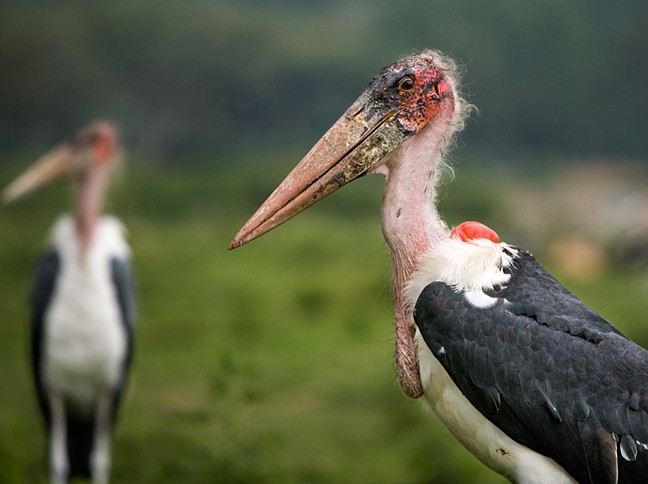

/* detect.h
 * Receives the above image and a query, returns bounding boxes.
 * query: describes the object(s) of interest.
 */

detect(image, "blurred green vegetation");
[1,0,648,160]
[1,158,648,483]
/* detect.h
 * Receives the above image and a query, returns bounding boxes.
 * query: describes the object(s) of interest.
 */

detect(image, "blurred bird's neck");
[75,165,110,255]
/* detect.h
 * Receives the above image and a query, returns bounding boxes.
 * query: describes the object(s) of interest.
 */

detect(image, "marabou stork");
[229,51,648,483]
[3,122,135,484]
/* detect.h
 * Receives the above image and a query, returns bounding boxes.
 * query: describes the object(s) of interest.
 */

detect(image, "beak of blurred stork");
[2,145,81,204]
[229,55,451,250]
[2,121,118,204]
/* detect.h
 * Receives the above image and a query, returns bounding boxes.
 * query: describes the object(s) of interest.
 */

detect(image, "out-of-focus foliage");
[1,0,648,161]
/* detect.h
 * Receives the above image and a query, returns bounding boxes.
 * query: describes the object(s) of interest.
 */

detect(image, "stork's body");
[410,234,648,483]
[229,51,648,482]
[4,122,135,484]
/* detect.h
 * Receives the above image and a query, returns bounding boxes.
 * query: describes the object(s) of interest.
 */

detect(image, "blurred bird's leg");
[91,390,112,484]
[49,391,68,484]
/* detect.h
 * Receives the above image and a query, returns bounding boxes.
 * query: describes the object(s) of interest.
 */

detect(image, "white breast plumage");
[405,237,516,306]
[43,215,130,412]
[405,237,576,484]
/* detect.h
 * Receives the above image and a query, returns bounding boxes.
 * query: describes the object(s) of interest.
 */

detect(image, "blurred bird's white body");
[3,121,134,484]
[43,215,130,412]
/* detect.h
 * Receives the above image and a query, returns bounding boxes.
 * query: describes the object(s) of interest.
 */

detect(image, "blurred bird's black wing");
[30,248,61,422]
[110,255,136,338]
[109,255,136,418]
[414,250,648,484]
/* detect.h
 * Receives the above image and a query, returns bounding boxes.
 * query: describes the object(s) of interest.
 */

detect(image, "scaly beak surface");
[229,94,408,250]
[3,145,77,204]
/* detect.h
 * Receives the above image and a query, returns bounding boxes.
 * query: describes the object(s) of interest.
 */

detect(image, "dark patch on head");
[361,53,453,135]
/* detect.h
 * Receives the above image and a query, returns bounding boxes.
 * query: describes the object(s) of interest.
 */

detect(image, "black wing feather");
[109,255,136,419]
[414,250,648,484]
[495,250,625,341]
[30,249,61,422]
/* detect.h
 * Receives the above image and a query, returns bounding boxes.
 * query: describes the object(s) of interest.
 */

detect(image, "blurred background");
[1,1,648,482]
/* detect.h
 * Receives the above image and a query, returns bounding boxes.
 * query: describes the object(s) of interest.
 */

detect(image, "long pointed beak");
[3,145,77,204]
[229,95,409,250]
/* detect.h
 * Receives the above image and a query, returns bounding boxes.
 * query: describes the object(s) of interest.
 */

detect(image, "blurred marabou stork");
[229,51,648,483]
[3,122,135,484]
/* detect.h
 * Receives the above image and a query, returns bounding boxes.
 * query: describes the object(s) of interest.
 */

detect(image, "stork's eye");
[398,76,415,92]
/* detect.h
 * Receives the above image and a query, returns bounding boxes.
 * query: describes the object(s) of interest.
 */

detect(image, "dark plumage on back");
[496,250,625,341]
[414,250,648,484]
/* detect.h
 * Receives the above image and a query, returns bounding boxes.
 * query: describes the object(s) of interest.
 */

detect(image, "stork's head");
[229,50,462,249]
[3,121,120,204]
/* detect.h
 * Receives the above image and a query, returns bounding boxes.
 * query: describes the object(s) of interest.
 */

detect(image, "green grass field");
[1,157,647,483]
